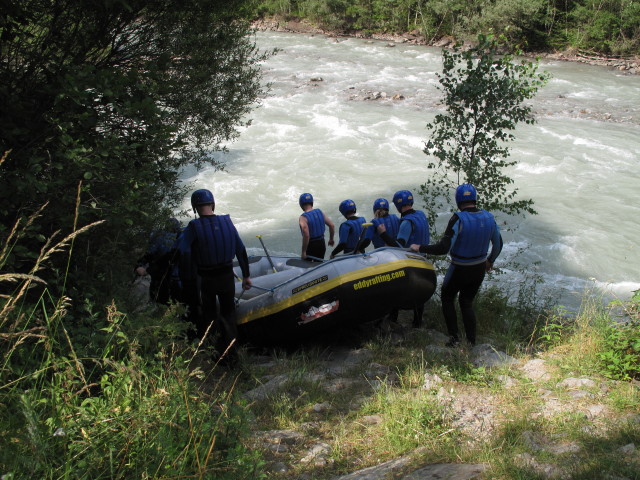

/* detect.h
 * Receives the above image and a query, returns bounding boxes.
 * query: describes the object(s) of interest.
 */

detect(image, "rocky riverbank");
[215,313,640,479]
[252,18,640,75]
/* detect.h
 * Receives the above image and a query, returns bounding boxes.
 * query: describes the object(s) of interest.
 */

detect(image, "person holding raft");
[409,184,503,347]
[330,199,367,258]
[178,188,252,362]
[376,190,430,248]
[366,198,400,249]
[299,193,335,261]
[377,189,430,326]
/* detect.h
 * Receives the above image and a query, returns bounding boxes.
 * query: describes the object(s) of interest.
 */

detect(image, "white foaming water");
[180,32,640,308]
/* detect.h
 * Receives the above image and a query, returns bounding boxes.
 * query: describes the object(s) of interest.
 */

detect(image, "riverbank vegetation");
[251,0,640,56]
[1,0,268,309]
[2,230,638,477]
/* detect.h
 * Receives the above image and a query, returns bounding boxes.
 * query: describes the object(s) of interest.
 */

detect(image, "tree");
[0,0,268,299]
[419,34,549,233]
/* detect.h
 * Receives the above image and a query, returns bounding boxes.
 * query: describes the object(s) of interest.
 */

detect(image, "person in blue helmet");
[366,198,400,249]
[298,193,335,261]
[135,218,183,305]
[178,188,252,361]
[330,199,368,258]
[375,190,430,247]
[377,190,430,326]
[368,197,401,324]
[410,184,503,347]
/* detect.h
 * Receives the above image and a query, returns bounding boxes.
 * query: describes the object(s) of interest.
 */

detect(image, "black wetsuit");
[418,206,502,345]
[178,214,250,358]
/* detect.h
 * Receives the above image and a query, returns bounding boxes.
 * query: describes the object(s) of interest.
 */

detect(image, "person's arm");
[234,232,252,289]
[177,223,196,283]
[330,223,350,258]
[486,222,503,271]
[324,213,335,246]
[330,243,345,258]
[299,215,310,259]
[356,238,371,252]
[395,221,413,247]
[410,214,458,255]
[355,221,372,252]
[376,223,401,247]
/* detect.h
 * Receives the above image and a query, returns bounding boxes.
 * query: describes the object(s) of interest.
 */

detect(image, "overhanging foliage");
[0,0,268,300]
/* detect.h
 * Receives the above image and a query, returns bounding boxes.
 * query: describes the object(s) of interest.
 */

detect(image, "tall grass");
[0,184,265,479]
[536,287,640,381]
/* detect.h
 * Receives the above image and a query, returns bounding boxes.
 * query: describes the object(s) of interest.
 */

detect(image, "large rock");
[556,377,597,389]
[521,358,552,381]
[402,463,487,479]
[332,457,411,480]
[471,344,517,368]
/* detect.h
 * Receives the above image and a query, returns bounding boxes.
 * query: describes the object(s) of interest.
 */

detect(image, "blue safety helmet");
[373,198,389,212]
[299,193,314,208]
[339,199,356,216]
[191,189,214,211]
[392,190,414,209]
[455,184,477,205]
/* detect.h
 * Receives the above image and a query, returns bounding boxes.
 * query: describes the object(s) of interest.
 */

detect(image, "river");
[180,31,640,309]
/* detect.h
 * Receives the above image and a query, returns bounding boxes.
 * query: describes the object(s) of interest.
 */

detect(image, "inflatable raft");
[232,247,437,344]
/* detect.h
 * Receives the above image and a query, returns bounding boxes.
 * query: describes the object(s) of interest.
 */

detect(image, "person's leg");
[180,278,202,339]
[441,263,461,345]
[214,269,239,360]
[412,303,425,327]
[458,263,486,346]
[198,276,217,340]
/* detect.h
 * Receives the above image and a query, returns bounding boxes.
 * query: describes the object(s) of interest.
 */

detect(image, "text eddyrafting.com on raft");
[352,270,405,290]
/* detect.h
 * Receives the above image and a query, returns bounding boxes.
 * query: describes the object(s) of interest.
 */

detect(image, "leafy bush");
[1,213,265,479]
[250,0,640,54]
[597,290,640,380]
[1,0,268,307]
[458,0,547,46]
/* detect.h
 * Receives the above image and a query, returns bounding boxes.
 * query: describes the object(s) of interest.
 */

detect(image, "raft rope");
[234,247,427,305]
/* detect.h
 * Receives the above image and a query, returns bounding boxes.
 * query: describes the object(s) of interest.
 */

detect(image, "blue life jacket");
[400,210,430,245]
[302,209,326,240]
[342,217,366,253]
[149,230,177,257]
[450,209,495,263]
[191,215,238,266]
[370,214,400,248]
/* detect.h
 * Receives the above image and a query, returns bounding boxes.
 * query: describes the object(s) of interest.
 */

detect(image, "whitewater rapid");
[180,32,640,309]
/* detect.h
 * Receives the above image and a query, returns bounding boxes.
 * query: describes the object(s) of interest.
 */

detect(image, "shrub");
[597,290,640,380]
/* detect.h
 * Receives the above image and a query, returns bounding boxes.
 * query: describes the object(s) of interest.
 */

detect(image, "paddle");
[256,234,278,273]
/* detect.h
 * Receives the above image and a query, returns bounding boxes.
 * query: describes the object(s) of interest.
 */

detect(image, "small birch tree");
[420,34,550,233]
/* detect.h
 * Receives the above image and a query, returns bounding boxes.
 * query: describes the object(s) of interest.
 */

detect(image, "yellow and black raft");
[233,247,437,344]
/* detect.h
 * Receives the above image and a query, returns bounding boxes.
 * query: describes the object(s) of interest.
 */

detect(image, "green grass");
[3,212,639,479]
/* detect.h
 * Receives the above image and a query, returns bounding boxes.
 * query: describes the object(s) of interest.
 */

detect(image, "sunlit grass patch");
[606,381,640,412]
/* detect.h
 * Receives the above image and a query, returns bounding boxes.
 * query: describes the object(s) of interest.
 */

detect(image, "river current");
[180,31,640,309]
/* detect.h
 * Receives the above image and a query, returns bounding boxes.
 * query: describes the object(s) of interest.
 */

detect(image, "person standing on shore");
[410,184,502,347]
[377,190,430,326]
[178,188,252,361]
[299,193,335,261]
